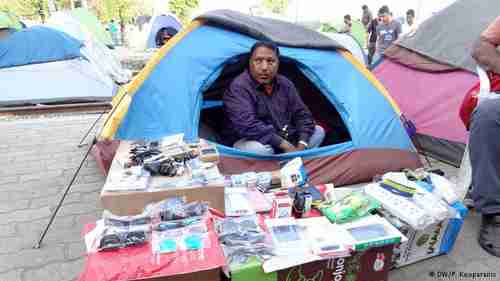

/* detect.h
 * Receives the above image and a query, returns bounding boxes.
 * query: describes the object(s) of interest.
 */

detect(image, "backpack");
[459,71,500,129]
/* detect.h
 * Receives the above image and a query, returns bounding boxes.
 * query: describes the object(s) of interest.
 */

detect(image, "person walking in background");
[367,15,379,65]
[374,6,402,62]
[403,9,417,34]
[361,5,373,28]
[108,19,119,46]
[339,15,352,34]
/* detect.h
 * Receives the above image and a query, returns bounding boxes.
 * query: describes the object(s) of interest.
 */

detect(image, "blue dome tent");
[0,26,116,106]
[146,14,182,49]
[99,10,420,186]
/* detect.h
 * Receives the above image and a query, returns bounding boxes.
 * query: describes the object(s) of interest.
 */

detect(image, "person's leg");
[368,43,376,65]
[233,139,275,155]
[307,125,325,149]
[470,98,500,214]
[469,98,500,257]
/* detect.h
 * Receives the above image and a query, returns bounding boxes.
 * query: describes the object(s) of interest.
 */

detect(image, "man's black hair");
[378,5,390,16]
[344,14,351,21]
[407,9,415,16]
[250,41,280,58]
[164,27,178,36]
[362,5,368,10]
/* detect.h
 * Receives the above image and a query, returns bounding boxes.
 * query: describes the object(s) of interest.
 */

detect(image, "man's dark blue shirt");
[222,69,315,148]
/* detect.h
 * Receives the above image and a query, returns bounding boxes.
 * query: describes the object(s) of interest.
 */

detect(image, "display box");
[100,141,225,216]
[231,245,394,281]
[388,202,468,267]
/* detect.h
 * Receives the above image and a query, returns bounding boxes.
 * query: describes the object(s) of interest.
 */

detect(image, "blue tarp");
[115,25,414,160]
[146,15,182,49]
[0,26,83,69]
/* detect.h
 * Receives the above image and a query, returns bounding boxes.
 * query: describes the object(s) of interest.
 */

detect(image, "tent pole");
[78,111,106,147]
[34,93,129,248]
[34,138,96,249]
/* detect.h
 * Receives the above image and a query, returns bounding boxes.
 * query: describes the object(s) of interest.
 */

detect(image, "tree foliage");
[0,0,73,21]
[168,0,199,25]
[262,0,289,15]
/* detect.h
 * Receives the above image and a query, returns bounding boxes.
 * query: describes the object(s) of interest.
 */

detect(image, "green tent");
[0,10,22,30]
[320,19,367,49]
[70,8,113,47]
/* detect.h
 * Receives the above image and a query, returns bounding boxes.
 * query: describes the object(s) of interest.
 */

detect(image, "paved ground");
[0,114,498,281]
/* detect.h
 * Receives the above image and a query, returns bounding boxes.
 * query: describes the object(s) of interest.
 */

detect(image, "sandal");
[478,215,500,257]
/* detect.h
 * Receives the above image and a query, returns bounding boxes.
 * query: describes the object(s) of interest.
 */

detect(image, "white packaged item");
[159,133,185,148]
[340,215,407,251]
[265,217,309,256]
[412,186,451,222]
[428,173,460,205]
[365,183,435,230]
[225,188,255,217]
[298,217,351,258]
[103,167,151,192]
[280,157,308,188]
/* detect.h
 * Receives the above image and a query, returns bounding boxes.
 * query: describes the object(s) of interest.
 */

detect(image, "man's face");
[381,14,390,24]
[162,34,172,44]
[407,14,414,25]
[0,29,10,40]
[249,46,279,84]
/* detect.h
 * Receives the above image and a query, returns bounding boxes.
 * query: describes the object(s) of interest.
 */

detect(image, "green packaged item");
[320,192,380,224]
[231,257,276,281]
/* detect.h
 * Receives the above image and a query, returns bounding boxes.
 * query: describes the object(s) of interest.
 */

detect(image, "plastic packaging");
[365,183,436,230]
[152,222,209,254]
[256,172,273,192]
[92,210,152,251]
[151,197,208,222]
[280,157,308,188]
[320,191,380,224]
[225,188,255,217]
[97,227,149,251]
[215,216,274,267]
[412,187,452,222]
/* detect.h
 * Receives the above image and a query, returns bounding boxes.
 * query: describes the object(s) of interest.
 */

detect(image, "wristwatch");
[298,141,308,148]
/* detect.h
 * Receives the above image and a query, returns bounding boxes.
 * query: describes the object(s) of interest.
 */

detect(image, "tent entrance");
[199,54,351,147]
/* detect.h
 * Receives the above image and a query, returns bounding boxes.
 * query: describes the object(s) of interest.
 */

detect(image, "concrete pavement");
[0,114,498,281]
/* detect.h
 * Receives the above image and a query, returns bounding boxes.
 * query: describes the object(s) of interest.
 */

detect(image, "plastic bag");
[320,191,380,224]
[97,227,149,251]
[152,223,209,254]
[151,197,209,222]
[215,216,274,267]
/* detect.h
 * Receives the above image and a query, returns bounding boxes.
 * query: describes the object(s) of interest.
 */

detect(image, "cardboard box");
[387,202,468,267]
[231,245,393,281]
[100,141,225,216]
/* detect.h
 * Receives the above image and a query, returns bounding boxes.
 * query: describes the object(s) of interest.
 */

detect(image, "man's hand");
[296,143,307,151]
[472,39,500,74]
[279,140,298,153]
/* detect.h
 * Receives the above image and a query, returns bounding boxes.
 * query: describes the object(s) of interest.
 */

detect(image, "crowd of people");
[341,4,418,66]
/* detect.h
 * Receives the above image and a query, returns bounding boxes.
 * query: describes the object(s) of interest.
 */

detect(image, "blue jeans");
[234,125,325,155]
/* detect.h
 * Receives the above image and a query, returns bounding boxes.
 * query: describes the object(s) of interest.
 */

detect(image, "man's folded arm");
[288,84,315,143]
[224,85,283,147]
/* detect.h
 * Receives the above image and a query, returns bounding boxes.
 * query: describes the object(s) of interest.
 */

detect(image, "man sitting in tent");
[0,28,10,40]
[470,16,500,257]
[222,41,325,155]
[155,27,178,48]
